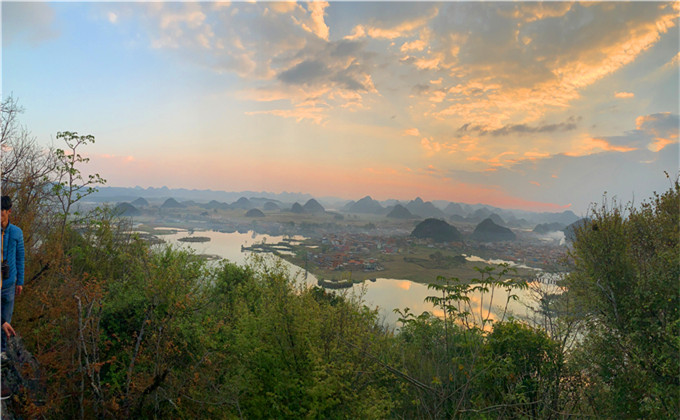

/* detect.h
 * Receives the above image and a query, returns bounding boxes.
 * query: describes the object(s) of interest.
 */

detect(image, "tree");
[52,131,106,232]
[477,320,561,418]
[1,95,58,261]
[565,179,679,418]
[391,264,536,419]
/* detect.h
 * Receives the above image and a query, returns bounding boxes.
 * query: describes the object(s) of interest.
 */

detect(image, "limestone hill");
[303,198,325,214]
[114,202,140,217]
[160,198,184,208]
[346,196,384,214]
[245,208,265,218]
[411,218,463,242]
[472,218,516,242]
[387,204,415,219]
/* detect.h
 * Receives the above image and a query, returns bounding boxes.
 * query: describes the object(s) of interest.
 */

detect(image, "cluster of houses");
[472,240,567,270]
[302,230,567,273]
[304,233,409,272]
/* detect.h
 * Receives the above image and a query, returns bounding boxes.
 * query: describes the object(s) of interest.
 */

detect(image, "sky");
[2,1,679,214]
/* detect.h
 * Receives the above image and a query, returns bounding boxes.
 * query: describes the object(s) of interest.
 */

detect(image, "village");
[243,229,569,286]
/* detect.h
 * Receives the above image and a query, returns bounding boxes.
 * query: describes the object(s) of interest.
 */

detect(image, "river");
[158,229,544,327]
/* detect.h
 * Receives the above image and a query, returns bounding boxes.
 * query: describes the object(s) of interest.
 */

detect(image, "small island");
[177,236,211,243]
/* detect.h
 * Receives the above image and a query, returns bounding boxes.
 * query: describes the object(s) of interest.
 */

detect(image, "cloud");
[421,137,458,155]
[579,112,680,153]
[347,6,438,40]
[113,2,380,123]
[636,112,680,152]
[467,151,519,167]
[107,1,677,134]
[506,2,575,23]
[400,27,431,53]
[457,116,582,137]
[440,115,679,214]
[403,128,420,137]
[469,113,675,175]
[411,84,430,95]
[2,2,59,46]
[615,91,635,99]
[665,52,680,69]
[413,2,679,130]
[565,137,637,157]
[444,145,679,213]
[278,60,327,85]
[267,2,297,14]
[401,38,427,53]
[291,1,329,41]
[524,151,551,159]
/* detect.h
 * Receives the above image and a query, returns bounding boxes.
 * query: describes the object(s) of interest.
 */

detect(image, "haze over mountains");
[95,185,580,228]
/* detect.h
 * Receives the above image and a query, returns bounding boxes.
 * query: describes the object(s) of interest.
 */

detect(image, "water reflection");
[160,229,539,327]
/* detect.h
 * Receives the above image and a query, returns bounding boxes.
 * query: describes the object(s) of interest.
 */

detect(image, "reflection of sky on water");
[160,229,301,264]
[163,229,538,327]
[464,254,540,271]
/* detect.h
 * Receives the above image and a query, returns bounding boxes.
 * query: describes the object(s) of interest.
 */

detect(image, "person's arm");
[15,227,24,295]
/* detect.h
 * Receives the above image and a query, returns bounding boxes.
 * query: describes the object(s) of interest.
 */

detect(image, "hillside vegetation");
[2,97,678,418]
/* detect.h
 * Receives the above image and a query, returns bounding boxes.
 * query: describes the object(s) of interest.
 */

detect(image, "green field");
[280,242,535,285]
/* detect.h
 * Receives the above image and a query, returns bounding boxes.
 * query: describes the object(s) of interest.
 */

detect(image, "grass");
[281,243,534,285]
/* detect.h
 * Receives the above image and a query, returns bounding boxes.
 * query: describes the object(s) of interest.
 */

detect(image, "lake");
[159,228,543,327]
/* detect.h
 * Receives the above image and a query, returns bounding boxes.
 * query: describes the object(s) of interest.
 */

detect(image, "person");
[1,195,24,360]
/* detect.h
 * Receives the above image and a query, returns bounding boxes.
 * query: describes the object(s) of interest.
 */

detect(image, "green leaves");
[565,179,679,418]
[424,264,524,331]
[53,131,106,232]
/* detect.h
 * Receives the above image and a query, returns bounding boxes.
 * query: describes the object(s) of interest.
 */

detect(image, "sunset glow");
[3,1,678,213]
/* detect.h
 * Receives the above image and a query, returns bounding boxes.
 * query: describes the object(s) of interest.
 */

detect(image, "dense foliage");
[565,180,680,418]
[2,97,678,418]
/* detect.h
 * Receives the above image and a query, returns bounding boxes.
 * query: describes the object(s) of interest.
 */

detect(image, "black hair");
[1,196,12,211]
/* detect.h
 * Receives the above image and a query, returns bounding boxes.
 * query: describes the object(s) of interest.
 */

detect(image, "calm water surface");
[161,229,539,327]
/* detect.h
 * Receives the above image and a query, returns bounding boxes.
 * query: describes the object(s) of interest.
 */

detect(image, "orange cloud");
[403,128,420,137]
[509,2,574,23]
[466,151,518,167]
[665,52,680,69]
[428,90,446,102]
[426,5,678,130]
[239,74,375,123]
[401,38,427,52]
[565,137,637,157]
[636,113,679,152]
[348,7,438,40]
[615,91,635,99]
[524,151,551,159]
[268,1,297,14]
[649,136,676,152]
[292,1,329,41]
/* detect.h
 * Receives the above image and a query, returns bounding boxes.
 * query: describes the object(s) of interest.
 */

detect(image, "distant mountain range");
[88,185,581,228]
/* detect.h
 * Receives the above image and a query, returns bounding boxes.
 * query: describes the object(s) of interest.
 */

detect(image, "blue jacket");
[2,223,25,288]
